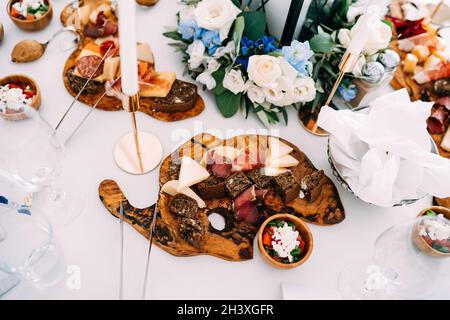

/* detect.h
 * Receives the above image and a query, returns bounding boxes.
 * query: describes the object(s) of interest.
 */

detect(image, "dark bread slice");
[272,171,300,204]
[152,80,197,113]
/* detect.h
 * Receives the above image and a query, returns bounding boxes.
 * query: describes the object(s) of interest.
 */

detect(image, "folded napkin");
[318,89,450,207]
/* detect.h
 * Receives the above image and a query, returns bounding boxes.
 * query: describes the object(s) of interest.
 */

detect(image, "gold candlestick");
[114,94,163,175]
[300,52,359,136]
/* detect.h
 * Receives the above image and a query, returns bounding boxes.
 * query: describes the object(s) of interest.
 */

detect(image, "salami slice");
[76,55,103,79]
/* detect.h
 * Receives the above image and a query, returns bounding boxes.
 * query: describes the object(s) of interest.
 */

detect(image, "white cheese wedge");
[79,5,92,25]
[137,43,154,64]
[177,156,210,192]
[199,146,241,167]
[103,56,120,81]
[161,180,206,208]
[268,137,293,160]
[262,167,289,177]
[266,154,299,168]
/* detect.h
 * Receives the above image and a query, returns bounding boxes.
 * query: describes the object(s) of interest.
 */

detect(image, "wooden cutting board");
[99,134,346,261]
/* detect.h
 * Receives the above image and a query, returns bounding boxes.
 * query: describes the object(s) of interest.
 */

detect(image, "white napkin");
[318,89,450,207]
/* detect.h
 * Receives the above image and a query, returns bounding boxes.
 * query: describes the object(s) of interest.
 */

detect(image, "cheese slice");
[262,166,288,177]
[177,156,210,192]
[103,56,120,81]
[76,43,102,61]
[268,137,293,159]
[137,43,154,64]
[200,146,241,167]
[139,72,176,97]
[161,180,206,208]
[266,154,299,168]
[79,5,92,25]
[403,53,418,74]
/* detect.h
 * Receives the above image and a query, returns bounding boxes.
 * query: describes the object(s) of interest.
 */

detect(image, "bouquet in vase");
[163,0,317,126]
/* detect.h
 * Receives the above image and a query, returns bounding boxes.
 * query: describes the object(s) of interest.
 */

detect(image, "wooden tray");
[99,134,345,261]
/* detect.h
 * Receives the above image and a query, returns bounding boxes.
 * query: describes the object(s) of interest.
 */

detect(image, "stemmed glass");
[0,107,84,226]
[338,216,448,299]
[0,207,65,287]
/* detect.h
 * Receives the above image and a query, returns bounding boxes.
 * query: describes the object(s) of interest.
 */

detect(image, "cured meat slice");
[76,55,103,78]
[233,186,266,225]
[427,106,449,134]
[414,61,450,84]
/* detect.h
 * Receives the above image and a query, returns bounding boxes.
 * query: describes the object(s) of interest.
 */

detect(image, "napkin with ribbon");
[318,89,450,207]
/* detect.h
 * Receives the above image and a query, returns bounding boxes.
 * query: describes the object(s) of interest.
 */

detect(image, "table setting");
[0,0,450,301]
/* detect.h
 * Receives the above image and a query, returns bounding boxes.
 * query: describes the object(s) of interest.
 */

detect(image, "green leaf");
[310,33,335,53]
[231,0,241,9]
[212,70,226,95]
[232,16,245,54]
[241,11,266,41]
[215,91,241,118]
[163,31,183,42]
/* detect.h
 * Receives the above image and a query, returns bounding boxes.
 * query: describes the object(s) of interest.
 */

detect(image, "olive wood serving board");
[99,134,345,261]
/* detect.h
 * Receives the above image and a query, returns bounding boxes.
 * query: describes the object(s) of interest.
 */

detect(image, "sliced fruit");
[268,137,293,160]
[139,72,176,98]
[161,180,206,208]
[177,156,210,192]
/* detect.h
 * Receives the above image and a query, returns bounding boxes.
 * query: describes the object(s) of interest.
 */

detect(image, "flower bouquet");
[163,0,317,126]
[298,0,398,132]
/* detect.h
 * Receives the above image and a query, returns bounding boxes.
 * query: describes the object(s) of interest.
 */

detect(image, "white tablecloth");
[1,0,449,300]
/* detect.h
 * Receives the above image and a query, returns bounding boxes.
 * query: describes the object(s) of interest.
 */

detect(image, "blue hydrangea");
[282,40,314,76]
[178,20,203,41]
[338,84,358,102]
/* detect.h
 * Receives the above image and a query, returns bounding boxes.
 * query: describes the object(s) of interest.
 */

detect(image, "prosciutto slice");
[427,106,449,134]
[206,150,233,179]
[231,147,264,172]
[233,186,267,225]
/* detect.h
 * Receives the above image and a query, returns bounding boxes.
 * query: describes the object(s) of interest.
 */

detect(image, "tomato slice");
[262,232,272,246]
[299,239,305,251]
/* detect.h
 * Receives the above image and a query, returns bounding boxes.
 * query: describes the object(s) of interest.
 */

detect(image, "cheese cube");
[103,57,120,81]
[424,55,441,69]
[403,53,418,74]
[412,45,430,63]
[139,72,176,97]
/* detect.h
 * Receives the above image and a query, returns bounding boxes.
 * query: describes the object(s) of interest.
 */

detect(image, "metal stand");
[114,94,163,175]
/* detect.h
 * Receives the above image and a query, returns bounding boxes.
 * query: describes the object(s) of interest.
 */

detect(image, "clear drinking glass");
[0,208,65,287]
[338,217,447,299]
[0,107,84,226]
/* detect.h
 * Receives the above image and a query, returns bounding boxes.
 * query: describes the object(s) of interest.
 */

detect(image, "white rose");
[194,0,241,41]
[223,69,246,94]
[263,76,294,107]
[179,5,196,22]
[196,58,220,90]
[351,55,366,76]
[339,21,392,55]
[213,41,236,59]
[247,55,283,88]
[246,82,265,104]
[362,20,392,55]
[187,40,206,70]
[292,77,316,103]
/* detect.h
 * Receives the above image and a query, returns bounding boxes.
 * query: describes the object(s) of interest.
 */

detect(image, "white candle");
[118,0,139,96]
[346,5,380,56]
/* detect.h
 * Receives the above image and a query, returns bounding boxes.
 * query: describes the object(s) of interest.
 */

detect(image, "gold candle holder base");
[114,94,163,175]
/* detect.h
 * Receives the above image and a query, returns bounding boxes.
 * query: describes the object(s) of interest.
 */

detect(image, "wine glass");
[338,217,448,299]
[0,207,65,287]
[0,107,84,226]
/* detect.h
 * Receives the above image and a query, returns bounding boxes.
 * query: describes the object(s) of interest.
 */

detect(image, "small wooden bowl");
[0,74,41,121]
[136,0,159,6]
[412,206,450,258]
[258,214,313,269]
[7,0,53,31]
